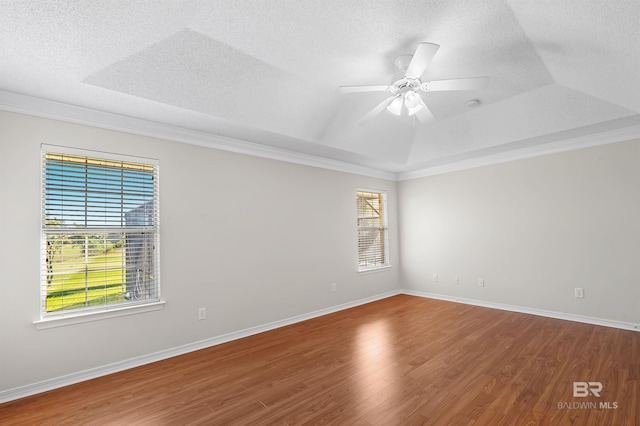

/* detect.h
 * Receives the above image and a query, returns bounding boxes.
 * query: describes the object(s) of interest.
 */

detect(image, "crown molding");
[3,90,639,183]
[0,90,396,181]
[397,120,640,180]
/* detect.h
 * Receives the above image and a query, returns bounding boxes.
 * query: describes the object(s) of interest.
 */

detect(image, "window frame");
[356,189,390,272]
[36,144,162,328]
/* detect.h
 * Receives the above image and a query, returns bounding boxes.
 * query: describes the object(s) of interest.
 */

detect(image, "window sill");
[33,301,166,330]
[358,265,392,275]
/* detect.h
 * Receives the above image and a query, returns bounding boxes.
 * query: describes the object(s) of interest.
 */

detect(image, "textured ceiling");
[1,1,639,175]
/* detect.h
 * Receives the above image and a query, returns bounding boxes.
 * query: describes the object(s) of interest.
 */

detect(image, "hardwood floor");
[1,295,639,425]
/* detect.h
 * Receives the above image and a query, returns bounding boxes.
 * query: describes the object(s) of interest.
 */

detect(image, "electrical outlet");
[331,283,337,292]
[574,288,584,298]
[477,278,484,287]
[198,307,206,320]
[454,276,459,285]
[433,274,438,282]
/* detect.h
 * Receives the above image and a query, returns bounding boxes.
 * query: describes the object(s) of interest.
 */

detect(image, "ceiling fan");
[339,43,489,125]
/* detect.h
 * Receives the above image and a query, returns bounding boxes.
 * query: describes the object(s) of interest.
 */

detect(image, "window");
[357,190,389,271]
[41,146,159,317]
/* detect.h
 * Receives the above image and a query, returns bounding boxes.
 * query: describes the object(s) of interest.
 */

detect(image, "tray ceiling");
[1,1,639,176]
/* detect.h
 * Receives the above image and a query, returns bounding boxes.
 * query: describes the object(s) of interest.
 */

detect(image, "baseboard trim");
[5,289,636,403]
[0,290,400,404]
[401,289,640,332]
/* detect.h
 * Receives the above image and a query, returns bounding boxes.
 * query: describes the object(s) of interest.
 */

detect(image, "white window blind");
[357,190,389,271]
[41,147,160,316]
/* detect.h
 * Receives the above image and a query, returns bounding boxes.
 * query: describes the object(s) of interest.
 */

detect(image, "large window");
[41,146,159,316]
[357,190,389,271]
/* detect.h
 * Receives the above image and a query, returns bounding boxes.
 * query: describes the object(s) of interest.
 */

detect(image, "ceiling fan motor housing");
[390,77,421,95]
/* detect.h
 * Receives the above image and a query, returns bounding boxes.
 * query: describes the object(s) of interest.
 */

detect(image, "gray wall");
[0,111,399,392]
[398,138,640,324]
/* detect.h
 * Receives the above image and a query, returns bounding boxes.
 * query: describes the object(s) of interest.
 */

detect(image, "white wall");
[3,107,638,398]
[0,111,399,393]
[399,138,640,325]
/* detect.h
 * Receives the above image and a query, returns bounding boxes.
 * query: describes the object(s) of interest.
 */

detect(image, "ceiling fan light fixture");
[386,96,403,115]
[404,90,420,107]
[405,91,424,116]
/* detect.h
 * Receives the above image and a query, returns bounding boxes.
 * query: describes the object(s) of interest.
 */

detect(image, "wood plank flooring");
[1,295,639,425]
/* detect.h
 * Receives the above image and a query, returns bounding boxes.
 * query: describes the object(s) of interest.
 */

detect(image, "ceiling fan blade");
[357,96,395,126]
[414,98,435,124]
[405,43,440,79]
[423,76,489,91]
[338,85,389,93]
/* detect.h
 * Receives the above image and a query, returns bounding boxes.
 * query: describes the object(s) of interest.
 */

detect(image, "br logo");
[573,382,602,397]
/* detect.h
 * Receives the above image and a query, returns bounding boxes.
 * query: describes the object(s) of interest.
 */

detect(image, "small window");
[357,190,389,271]
[41,146,160,316]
